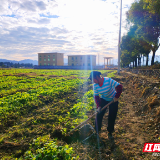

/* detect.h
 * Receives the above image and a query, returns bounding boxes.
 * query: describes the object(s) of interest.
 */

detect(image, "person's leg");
[107,101,118,134]
[95,98,109,133]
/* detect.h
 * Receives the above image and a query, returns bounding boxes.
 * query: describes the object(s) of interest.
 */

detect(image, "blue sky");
[0,0,159,65]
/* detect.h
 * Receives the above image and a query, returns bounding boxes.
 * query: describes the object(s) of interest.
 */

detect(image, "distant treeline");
[0,62,33,68]
[120,0,160,68]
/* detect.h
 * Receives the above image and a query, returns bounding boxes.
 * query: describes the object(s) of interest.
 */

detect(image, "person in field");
[88,71,122,139]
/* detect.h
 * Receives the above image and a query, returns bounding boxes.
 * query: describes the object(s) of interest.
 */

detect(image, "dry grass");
[141,87,151,97]
[147,96,160,110]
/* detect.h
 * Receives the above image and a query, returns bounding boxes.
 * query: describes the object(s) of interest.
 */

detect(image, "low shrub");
[23,136,79,160]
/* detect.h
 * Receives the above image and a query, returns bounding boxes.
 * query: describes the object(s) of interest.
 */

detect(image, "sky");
[0,0,160,65]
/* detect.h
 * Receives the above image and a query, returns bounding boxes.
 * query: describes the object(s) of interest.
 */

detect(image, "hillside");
[0,59,38,65]
[103,71,160,159]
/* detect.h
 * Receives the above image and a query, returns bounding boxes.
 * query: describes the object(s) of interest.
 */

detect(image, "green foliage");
[0,71,86,125]
[54,90,95,134]
[143,0,160,15]
[24,136,78,160]
[0,69,114,130]
[120,32,144,67]
[0,69,116,159]
[125,0,160,66]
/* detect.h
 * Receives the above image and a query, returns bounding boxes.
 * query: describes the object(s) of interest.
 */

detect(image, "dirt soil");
[51,71,160,160]
[92,71,160,160]
[69,71,160,160]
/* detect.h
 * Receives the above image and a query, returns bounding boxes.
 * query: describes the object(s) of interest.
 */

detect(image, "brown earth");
[85,71,160,160]
[68,71,160,160]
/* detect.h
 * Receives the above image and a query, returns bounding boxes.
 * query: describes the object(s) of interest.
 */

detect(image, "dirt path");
[97,71,160,160]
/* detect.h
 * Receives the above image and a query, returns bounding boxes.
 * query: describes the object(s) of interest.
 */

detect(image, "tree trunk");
[138,56,141,66]
[146,54,149,66]
[151,50,156,65]
[135,58,137,67]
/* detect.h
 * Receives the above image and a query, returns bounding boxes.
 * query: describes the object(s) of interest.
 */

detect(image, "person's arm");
[109,78,122,101]
[115,84,122,98]
[109,78,119,88]
[114,84,123,102]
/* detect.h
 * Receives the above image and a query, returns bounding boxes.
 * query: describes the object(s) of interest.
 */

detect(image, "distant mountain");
[19,59,38,65]
[0,59,18,63]
[0,59,38,65]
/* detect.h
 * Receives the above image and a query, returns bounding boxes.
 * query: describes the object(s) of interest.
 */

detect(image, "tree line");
[0,62,34,68]
[120,0,160,68]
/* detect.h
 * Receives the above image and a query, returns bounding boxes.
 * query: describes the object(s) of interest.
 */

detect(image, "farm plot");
[0,69,116,160]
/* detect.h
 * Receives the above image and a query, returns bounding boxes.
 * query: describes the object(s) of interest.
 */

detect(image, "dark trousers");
[95,98,118,133]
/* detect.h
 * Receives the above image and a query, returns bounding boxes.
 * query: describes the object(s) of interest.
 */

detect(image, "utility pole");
[118,0,122,74]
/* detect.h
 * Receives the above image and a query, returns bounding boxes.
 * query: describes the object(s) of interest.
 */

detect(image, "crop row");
[51,90,95,134]
[0,78,86,126]
[0,69,92,93]
[21,136,78,160]
[18,90,95,159]
[0,69,92,77]
[0,77,66,98]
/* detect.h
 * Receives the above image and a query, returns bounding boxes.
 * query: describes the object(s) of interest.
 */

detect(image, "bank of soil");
[98,71,160,160]
[64,71,159,160]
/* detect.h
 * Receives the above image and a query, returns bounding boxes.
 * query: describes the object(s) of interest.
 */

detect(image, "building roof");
[67,55,96,57]
[38,52,64,54]
[103,57,113,59]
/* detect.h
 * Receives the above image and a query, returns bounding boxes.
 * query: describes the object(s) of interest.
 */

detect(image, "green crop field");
[0,69,117,160]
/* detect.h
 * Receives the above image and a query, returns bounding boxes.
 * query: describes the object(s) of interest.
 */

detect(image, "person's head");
[88,71,101,83]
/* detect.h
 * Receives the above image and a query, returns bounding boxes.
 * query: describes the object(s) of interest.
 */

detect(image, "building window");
[72,63,74,66]
[40,55,41,58]
[40,63,41,66]
[80,57,82,61]
[44,63,46,65]
[72,57,74,60]
[48,63,50,66]
[88,63,90,66]
[44,55,46,57]
[53,55,55,58]
[48,58,50,61]
[39,58,41,61]
[75,57,77,61]
[44,58,46,61]
[53,63,55,66]
[48,55,50,58]
[53,58,55,61]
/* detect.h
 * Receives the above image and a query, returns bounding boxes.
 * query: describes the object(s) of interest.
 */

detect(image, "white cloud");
[0,0,140,63]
